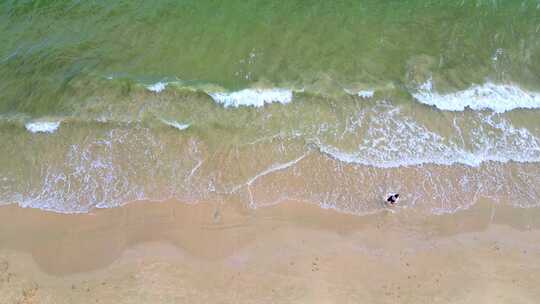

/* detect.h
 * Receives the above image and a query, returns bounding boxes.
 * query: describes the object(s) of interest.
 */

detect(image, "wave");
[356,90,375,99]
[315,141,539,168]
[412,79,540,113]
[146,81,168,93]
[208,88,293,107]
[25,121,61,133]
[143,80,295,108]
[124,76,540,114]
[311,103,540,168]
[160,119,190,131]
[1,120,539,215]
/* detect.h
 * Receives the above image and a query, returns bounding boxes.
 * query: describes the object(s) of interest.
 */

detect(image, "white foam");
[209,88,293,108]
[25,121,61,133]
[245,154,307,186]
[315,142,474,168]
[344,89,375,99]
[146,81,167,93]
[227,154,307,194]
[227,153,308,208]
[313,103,540,168]
[357,90,375,99]
[412,79,540,113]
[161,119,190,131]
[317,142,509,169]
[317,135,540,168]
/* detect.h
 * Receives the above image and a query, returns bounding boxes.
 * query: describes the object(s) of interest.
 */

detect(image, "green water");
[1,0,539,116]
[1,0,540,213]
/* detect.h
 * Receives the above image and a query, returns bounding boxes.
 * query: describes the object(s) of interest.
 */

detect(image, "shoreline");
[1,199,539,303]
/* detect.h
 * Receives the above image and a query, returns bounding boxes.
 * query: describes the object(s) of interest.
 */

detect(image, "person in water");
[386,193,400,206]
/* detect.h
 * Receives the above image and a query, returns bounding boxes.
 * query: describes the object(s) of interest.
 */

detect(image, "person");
[386,193,399,206]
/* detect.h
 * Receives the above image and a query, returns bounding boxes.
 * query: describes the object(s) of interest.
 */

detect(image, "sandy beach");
[0,199,539,303]
[2,1,540,303]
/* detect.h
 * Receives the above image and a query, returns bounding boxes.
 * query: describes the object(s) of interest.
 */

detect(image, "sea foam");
[314,142,533,169]
[344,89,375,99]
[412,80,540,113]
[146,81,168,93]
[312,103,540,168]
[161,119,190,131]
[357,90,375,99]
[209,88,293,107]
[25,121,61,133]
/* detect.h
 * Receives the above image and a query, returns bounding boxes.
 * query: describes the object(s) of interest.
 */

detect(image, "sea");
[0,0,539,214]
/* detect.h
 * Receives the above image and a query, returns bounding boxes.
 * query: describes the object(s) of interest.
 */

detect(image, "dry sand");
[0,198,539,303]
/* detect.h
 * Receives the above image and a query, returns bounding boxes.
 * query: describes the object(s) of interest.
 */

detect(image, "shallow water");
[0,0,539,214]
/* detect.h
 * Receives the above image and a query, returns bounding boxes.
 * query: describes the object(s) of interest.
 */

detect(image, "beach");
[1,198,539,303]
[1,1,540,302]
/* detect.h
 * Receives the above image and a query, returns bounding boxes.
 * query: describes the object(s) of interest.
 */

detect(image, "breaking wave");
[25,121,61,134]
[412,80,540,113]
[208,88,293,107]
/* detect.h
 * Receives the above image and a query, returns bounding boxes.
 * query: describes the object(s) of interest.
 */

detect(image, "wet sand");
[0,199,540,303]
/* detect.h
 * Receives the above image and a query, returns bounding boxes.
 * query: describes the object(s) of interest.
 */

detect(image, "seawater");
[0,0,539,214]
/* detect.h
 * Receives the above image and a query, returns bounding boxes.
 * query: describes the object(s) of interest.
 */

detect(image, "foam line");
[412,80,540,113]
[25,121,61,133]
[209,88,293,107]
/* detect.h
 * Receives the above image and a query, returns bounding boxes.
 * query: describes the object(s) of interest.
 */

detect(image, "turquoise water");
[0,0,539,213]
